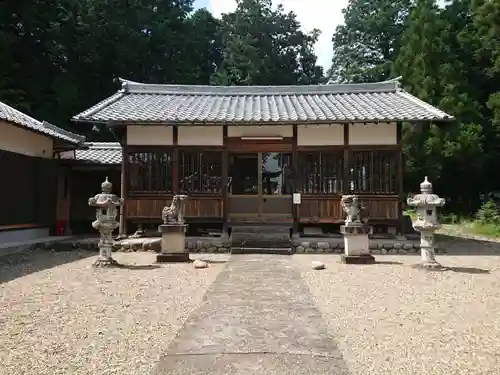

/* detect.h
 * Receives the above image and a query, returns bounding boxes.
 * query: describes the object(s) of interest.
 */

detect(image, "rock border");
[106,237,445,255]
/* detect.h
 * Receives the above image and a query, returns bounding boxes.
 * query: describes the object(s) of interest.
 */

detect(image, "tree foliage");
[331,0,500,214]
[329,0,411,83]
[1,0,500,214]
[211,0,323,85]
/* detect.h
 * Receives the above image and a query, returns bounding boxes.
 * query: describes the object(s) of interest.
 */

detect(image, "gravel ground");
[0,251,228,375]
[295,252,500,375]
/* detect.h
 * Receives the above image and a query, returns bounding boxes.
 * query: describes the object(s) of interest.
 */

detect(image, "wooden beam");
[222,125,229,236]
[120,128,128,235]
[396,122,404,235]
[292,124,298,236]
[173,126,179,195]
[343,123,350,193]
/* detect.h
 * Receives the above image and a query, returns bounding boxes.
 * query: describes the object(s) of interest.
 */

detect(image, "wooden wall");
[121,123,403,230]
[0,149,57,229]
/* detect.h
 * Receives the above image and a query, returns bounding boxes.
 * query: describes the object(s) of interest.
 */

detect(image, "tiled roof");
[72,78,454,124]
[0,100,85,144]
[67,142,122,164]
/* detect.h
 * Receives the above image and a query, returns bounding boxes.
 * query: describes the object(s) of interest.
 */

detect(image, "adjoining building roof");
[61,142,122,165]
[72,78,454,125]
[0,100,85,145]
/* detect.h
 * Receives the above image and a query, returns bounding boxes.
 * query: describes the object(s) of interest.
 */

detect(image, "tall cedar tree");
[329,0,411,83]
[211,0,323,85]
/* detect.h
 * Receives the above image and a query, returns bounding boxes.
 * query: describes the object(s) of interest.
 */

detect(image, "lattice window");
[297,151,344,194]
[127,150,173,194]
[179,150,222,193]
[350,150,397,193]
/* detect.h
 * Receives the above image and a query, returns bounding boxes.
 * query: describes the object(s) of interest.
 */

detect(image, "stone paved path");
[154,254,350,375]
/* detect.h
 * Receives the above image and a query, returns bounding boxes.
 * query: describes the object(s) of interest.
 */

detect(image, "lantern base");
[340,254,376,265]
[156,253,190,263]
[92,257,121,268]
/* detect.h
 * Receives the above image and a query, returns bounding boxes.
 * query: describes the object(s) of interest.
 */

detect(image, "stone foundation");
[291,237,447,255]
[112,236,231,253]
[65,236,446,255]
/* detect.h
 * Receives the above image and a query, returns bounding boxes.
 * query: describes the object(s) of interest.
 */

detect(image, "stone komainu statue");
[341,194,364,223]
[161,195,188,224]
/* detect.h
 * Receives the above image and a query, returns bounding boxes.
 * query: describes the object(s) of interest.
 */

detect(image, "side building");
[72,78,453,237]
[0,100,85,243]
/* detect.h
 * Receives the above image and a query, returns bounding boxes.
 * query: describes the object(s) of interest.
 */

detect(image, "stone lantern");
[407,176,445,269]
[88,177,124,267]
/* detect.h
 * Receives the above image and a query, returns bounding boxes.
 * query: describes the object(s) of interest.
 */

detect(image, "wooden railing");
[125,196,223,219]
[299,195,399,223]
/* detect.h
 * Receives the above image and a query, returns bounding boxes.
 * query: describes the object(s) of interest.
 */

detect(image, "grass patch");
[406,201,500,240]
[456,220,500,238]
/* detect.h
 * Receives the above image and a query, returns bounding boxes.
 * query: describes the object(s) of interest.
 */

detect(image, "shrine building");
[71,78,453,237]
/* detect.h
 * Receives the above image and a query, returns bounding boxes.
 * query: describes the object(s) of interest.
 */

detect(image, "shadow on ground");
[376,260,403,265]
[0,249,95,284]
[436,234,500,255]
[446,266,490,274]
[114,263,162,270]
[195,259,229,264]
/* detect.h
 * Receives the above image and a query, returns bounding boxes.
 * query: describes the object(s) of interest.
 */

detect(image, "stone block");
[403,243,414,249]
[394,242,403,249]
[156,253,190,263]
[305,248,315,253]
[317,242,330,249]
[344,234,369,256]
[295,246,305,253]
[371,249,381,255]
[311,261,325,270]
[340,254,376,265]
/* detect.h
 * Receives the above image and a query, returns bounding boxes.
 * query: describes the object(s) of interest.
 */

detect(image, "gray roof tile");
[63,142,122,164]
[73,78,454,124]
[0,100,85,144]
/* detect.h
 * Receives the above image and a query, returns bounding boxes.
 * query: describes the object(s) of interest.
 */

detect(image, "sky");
[193,0,349,69]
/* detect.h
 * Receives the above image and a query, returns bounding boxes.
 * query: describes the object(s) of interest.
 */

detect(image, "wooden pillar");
[292,124,299,236]
[172,126,179,195]
[343,123,350,193]
[222,125,229,237]
[119,129,128,235]
[64,166,72,235]
[396,122,404,235]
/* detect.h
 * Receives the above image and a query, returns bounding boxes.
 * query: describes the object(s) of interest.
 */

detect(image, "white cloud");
[209,0,349,69]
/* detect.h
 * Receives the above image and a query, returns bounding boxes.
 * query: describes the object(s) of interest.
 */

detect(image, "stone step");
[230,225,291,249]
[231,247,293,255]
[230,225,291,234]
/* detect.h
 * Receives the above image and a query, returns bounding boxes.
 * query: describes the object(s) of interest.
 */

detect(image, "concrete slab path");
[154,254,350,375]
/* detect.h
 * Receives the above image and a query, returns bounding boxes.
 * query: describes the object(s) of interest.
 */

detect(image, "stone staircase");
[230,225,292,255]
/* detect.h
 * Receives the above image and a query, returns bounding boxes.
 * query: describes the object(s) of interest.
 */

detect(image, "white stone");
[343,234,370,256]
[311,261,325,270]
[193,259,208,269]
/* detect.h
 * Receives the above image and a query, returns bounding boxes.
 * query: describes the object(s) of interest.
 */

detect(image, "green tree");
[329,0,411,83]
[211,0,323,85]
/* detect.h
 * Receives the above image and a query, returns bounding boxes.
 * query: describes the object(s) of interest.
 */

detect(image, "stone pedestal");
[418,231,442,269]
[156,224,189,263]
[340,223,375,264]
